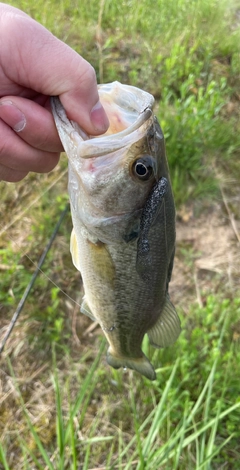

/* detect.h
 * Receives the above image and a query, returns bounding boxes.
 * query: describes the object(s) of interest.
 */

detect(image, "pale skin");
[0,3,109,182]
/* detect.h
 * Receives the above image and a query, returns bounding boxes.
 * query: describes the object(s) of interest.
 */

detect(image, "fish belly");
[71,215,158,380]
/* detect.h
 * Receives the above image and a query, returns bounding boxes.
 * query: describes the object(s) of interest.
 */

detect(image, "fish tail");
[106,349,156,381]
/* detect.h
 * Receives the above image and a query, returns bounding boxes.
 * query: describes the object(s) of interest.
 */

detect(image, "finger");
[0,163,28,183]
[1,7,109,135]
[0,96,63,152]
[0,119,60,173]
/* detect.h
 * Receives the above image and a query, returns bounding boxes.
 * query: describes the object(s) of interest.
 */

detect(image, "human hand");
[0,3,109,182]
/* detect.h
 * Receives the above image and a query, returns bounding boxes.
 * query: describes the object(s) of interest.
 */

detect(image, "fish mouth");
[96,81,155,140]
[71,106,153,159]
[52,81,155,160]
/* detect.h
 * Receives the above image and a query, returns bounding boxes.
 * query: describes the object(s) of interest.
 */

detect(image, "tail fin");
[107,349,156,381]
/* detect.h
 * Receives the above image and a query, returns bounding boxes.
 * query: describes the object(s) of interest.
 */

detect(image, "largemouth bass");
[51,81,181,381]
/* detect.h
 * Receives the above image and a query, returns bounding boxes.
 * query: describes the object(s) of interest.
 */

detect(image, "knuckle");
[0,134,10,159]
[88,64,97,82]
[37,152,60,173]
[8,171,28,182]
[78,61,97,86]
[0,123,22,170]
[0,122,59,174]
[0,164,28,182]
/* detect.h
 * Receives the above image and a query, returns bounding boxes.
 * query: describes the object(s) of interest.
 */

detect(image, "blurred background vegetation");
[0,0,239,469]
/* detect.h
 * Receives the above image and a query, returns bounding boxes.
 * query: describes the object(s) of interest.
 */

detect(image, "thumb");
[1,5,109,134]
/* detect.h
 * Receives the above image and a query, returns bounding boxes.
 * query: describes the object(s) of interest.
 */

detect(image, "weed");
[0,0,239,468]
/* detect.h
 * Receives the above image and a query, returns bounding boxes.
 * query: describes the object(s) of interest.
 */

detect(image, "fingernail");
[90,100,109,133]
[0,100,26,132]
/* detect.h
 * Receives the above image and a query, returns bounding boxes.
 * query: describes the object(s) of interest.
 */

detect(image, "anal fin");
[147,296,181,348]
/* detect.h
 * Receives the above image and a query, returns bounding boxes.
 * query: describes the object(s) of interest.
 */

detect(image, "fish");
[51,81,181,381]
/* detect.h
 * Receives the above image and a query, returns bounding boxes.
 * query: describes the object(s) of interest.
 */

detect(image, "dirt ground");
[172,193,240,308]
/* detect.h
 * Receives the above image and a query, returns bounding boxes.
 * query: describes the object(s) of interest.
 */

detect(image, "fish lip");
[76,107,154,159]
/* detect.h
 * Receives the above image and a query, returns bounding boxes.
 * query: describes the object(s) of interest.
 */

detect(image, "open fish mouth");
[51,81,155,160]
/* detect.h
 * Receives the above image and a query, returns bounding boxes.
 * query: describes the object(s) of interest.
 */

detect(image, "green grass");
[0,0,240,468]
[1,296,240,469]
[6,0,239,204]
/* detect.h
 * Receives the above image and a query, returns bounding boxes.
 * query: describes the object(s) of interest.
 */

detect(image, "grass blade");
[0,441,10,470]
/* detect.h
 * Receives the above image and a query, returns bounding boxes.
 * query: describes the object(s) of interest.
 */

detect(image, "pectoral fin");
[70,228,80,271]
[137,177,168,280]
[147,296,181,348]
[84,239,116,290]
[107,349,156,381]
[123,218,140,243]
[80,298,97,322]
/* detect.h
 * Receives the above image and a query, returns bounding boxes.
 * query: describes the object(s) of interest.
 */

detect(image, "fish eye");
[132,156,154,181]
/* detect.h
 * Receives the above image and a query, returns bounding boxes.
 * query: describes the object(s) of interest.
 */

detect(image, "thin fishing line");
[0,168,68,237]
[0,170,72,307]
[0,201,81,309]
[1,226,82,309]
[0,203,75,353]
[21,257,82,308]
[1,218,81,310]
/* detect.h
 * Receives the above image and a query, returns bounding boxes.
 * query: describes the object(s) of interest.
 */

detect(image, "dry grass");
[1,162,240,468]
[0,0,240,467]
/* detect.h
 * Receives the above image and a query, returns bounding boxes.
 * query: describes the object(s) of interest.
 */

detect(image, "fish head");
[51,82,167,242]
